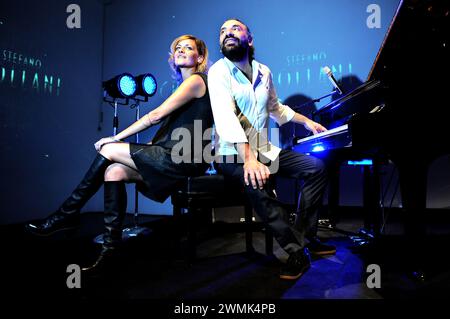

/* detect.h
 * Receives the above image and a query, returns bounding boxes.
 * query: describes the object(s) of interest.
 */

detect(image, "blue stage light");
[347,159,373,166]
[103,73,137,98]
[118,74,137,97]
[311,143,325,152]
[136,73,157,97]
[143,75,157,96]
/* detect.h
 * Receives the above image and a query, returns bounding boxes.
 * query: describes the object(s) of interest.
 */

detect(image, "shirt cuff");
[271,104,295,126]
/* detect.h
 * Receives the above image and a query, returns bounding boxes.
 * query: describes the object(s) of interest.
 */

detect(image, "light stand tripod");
[121,100,152,239]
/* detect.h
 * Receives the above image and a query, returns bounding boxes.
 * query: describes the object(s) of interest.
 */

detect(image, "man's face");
[219,19,252,62]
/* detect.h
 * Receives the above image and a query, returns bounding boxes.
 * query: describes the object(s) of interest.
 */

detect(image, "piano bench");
[171,174,273,262]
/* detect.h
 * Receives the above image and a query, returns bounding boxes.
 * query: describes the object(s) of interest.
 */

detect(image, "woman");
[26,35,213,273]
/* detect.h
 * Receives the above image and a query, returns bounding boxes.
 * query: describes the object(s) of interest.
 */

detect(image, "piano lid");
[366,0,404,82]
[367,0,449,89]
[313,79,381,118]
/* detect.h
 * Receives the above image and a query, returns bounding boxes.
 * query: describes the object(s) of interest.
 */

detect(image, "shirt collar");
[222,57,263,88]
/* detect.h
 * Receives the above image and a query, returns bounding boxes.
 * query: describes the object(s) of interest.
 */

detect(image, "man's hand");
[243,159,271,189]
[304,119,327,134]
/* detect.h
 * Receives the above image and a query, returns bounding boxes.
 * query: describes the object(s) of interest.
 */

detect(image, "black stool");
[171,174,273,262]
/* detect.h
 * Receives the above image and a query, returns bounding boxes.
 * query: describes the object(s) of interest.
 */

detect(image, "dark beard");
[221,41,248,62]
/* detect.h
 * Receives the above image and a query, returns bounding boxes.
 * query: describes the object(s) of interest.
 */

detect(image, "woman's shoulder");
[185,72,207,89]
[192,72,207,83]
[179,73,207,98]
[180,73,206,86]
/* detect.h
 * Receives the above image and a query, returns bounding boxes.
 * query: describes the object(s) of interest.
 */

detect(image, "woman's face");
[173,39,202,69]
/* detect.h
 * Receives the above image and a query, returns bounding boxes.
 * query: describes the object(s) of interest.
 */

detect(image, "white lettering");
[66,4,81,29]
[367,4,381,29]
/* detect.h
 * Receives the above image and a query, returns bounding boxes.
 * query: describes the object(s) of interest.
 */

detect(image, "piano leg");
[327,159,341,228]
[394,156,429,281]
[362,162,382,238]
[397,160,428,240]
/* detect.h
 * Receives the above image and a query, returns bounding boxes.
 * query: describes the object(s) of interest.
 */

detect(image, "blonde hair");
[168,35,209,84]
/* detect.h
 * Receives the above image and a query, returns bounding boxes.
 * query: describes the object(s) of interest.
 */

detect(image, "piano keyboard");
[293,124,351,154]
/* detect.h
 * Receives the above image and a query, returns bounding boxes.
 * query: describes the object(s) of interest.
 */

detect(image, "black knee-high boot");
[25,153,112,236]
[82,181,127,274]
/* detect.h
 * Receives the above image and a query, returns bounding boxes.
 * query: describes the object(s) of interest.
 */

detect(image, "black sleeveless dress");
[129,73,213,202]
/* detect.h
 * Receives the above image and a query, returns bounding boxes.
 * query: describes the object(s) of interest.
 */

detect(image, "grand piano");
[293,0,449,243]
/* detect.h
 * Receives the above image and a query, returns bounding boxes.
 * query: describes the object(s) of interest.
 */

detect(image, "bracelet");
[145,114,154,127]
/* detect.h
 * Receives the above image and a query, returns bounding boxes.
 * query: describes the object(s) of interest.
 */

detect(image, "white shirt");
[208,57,295,161]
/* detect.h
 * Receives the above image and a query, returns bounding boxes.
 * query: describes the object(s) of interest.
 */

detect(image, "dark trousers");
[217,149,327,254]
[276,149,328,239]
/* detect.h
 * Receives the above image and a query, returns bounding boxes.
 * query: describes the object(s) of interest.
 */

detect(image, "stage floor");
[1,210,450,301]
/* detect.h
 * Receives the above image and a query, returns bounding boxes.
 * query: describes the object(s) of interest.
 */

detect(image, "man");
[208,18,335,280]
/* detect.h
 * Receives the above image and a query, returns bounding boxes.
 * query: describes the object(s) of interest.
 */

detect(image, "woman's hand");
[94,136,119,151]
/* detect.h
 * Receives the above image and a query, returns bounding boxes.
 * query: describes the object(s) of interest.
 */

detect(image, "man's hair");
[224,18,255,61]
[168,34,209,84]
